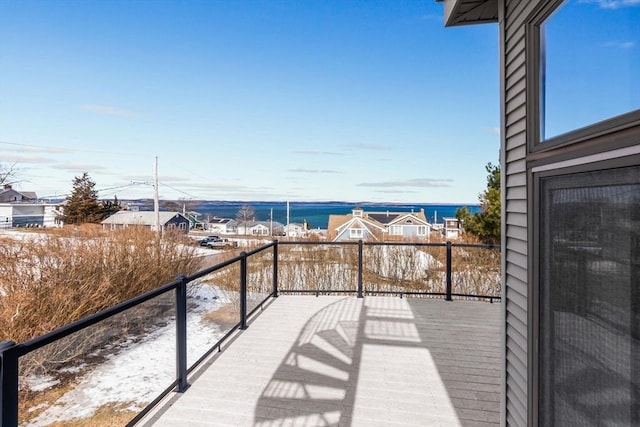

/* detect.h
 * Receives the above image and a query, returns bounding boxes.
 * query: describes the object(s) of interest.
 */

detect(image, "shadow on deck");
[141,296,501,427]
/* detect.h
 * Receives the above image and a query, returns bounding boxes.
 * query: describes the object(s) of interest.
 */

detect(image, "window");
[390,225,402,235]
[350,228,363,239]
[538,1,639,143]
[537,163,640,425]
[417,226,427,236]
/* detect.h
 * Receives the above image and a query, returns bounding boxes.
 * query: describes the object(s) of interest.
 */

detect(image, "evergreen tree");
[101,195,122,219]
[60,173,103,224]
[456,162,501,244]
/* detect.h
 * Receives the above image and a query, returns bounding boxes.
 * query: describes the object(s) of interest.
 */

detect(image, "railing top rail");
[14,278,182,356]
[277,240,500,249]
[277,240,358,246]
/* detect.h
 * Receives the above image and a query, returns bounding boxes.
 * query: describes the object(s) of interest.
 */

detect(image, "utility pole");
[154,156,160,235]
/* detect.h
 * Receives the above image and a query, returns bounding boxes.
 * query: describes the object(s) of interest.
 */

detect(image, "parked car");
[199,236,220,246]
[204,238,237,249]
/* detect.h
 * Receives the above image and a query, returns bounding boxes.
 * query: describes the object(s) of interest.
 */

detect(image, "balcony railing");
[0,240,500,426]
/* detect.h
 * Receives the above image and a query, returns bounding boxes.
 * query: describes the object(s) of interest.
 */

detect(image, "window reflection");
[540,0,640,141]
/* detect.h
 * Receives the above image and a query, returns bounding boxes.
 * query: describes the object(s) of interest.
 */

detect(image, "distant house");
[327,207,431,242]
[0,203,63,228]
[442,217,460,239]
[283,222,307,238]
[184,211,207,230]
[369,211,431,240]
[207,217,237,234]
[0,184,37,203]
[236,221,284,236]
[101,211,190,234]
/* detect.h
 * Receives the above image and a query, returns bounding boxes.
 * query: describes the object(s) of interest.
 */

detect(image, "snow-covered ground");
[23,284,226,426]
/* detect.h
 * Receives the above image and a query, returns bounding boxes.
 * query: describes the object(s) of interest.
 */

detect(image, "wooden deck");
[138,296,501,427]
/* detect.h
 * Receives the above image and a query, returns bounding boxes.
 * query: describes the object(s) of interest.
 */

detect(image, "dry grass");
[198,237,499,299]
[0,226,199,344]
[202,303,240,330]
[43,403,139,426]
[0,226,199,424]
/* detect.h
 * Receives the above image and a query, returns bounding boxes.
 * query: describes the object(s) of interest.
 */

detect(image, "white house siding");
[502,0,537,425]
[0,204,62,228]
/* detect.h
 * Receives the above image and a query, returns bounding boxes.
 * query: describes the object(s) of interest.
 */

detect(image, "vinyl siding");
[502,0,543,425]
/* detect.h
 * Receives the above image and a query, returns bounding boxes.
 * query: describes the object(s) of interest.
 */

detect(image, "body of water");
[182,201,480,230]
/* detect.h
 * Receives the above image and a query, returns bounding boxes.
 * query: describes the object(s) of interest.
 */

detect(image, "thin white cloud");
[81,104,136,117]
[602,41,636,49]
[0,140,70,153]
[580,0,640,9]
[58,162,109,172]
[293,150,344,156]
[288,168,341,174]
[358,178,454,188]
[374,189,419,194]
[0,154,57,164]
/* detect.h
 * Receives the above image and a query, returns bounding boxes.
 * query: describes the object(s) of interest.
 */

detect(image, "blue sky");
[3,1,498,203]
[0,0,499,203]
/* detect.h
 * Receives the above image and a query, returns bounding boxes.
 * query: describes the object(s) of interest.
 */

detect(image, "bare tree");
[236,205,256,235]
[0,163,19,186]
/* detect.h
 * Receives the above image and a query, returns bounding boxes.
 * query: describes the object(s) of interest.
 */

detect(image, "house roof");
[245,221,284,228]
[327,209,431,241]
[101,211,186,226]
[210,217,234,225]
[435,0,498,27]
[0,188,37,202]
[367,213,401,224]
[386,212,429,226]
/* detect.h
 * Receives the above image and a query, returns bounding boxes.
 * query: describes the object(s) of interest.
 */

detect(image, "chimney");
[3,184,11,190]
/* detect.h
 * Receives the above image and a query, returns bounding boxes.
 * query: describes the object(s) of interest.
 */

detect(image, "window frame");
[350,228,363,239]
[527,0,640,154]
[390,225,403,236]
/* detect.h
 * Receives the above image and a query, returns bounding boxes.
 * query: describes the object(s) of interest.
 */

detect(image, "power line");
[159,182,204,200]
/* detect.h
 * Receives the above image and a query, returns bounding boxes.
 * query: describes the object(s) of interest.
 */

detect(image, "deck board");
[139,296,501,427]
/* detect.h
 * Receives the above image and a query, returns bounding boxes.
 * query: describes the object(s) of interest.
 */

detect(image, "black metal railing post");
[445,241,452,301]
[175,275,189,392]
[357,240,364,298]
[272,240,279,297]
[240,252,248,330]
[1,340,19,427]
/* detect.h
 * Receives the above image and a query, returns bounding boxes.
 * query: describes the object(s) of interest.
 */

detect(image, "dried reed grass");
[0,226,200,344]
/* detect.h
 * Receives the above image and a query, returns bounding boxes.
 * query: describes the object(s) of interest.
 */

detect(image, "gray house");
[437,0,639,425]
[101,211,190,234]
[0,185,37,203]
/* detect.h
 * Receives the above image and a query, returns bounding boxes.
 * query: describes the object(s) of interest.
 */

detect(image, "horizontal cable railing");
[0,240,499,426]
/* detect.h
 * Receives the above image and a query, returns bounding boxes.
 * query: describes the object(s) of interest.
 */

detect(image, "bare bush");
[0,226,200,344]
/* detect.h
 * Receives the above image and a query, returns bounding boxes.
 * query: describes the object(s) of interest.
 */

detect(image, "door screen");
[539,164,640,425]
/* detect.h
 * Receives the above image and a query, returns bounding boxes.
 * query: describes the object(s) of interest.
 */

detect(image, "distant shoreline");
[118,200,481,229]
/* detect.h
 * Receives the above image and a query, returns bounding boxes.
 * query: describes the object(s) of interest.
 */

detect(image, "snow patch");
[24,283,226,426]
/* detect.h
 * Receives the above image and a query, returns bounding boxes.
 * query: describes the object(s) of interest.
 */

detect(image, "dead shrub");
[0,226,200,345]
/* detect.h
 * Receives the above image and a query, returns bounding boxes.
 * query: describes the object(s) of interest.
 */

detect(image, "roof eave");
[436,0,498,27]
